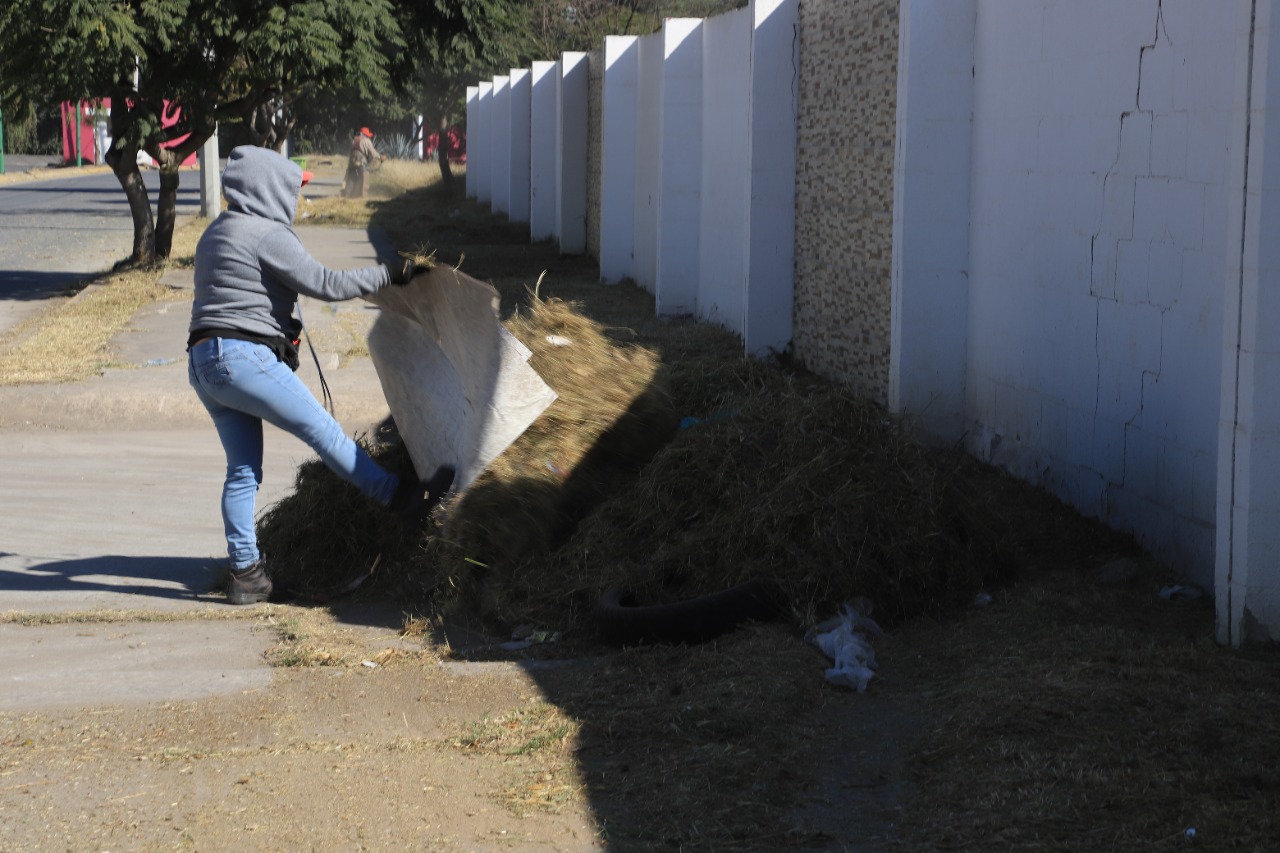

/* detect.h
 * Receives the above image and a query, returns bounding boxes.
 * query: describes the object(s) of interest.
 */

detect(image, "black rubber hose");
[595,578,785,645]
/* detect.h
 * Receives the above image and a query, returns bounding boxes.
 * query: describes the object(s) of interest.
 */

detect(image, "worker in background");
[342,126,384,198]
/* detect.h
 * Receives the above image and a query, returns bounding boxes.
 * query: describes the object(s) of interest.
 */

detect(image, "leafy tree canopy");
[0,0,406,262]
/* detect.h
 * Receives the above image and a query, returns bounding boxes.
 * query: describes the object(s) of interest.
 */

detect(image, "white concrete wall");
[558,52,590,255]
[508,69,533,224]
[743,0,799,356]
[491,75,511,217]
[890,0,975,440]
[530,61,559,241]
[655,19,704,316]
[961,0,1235,590]
[465,86,479,200]
[698,8,751,332]
[1218,0,1280,645]
[633,32,664,293]
[600,36,640,283]
[464,6,797,336]
[475,82,493,204]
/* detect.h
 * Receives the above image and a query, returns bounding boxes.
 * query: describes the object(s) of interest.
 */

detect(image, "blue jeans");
[188,337,398,570]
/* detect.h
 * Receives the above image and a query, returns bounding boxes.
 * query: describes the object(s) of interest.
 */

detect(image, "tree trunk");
[154,166,181,259]
[146,126,213,259]
[437,114,454,188]
[105,141,155,268]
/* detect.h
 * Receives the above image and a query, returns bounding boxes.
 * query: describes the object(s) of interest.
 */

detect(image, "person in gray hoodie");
[187,145,452,604]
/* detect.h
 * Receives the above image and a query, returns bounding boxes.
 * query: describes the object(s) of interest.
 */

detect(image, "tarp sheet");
[366,265,557,492]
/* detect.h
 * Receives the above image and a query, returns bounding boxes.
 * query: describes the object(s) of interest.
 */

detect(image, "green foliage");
[513,0,749,59]
[0,0,412,259]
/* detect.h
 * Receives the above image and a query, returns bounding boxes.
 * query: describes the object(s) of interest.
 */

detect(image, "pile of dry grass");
[446,295,678,564]
[258,280,1015,636]
[258,293,679,603]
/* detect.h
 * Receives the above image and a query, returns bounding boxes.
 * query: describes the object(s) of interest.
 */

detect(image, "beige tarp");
[366,266,557,492]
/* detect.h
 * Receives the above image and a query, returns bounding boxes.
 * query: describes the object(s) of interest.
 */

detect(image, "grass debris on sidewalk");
[0,218,206,386]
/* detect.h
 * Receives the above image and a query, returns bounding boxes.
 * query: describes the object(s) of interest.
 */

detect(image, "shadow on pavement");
[0,554,222,600]
[0,269,98,301]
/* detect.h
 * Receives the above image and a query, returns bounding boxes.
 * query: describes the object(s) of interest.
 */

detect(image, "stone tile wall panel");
[793,0,899,402]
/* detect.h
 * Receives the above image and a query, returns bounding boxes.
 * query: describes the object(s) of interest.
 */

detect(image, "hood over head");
[222,146,303,224]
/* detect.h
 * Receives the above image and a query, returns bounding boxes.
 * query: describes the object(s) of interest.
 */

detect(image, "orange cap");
[360,127,373,138]
[300,170,314,187]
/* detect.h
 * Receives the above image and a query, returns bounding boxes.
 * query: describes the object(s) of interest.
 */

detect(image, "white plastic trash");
[808,601,884,692]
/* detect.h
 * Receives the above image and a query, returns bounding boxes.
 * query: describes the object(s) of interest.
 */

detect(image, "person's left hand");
[386,258,429,286]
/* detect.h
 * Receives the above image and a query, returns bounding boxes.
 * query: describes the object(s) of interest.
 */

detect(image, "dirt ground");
[3,159,1279,852]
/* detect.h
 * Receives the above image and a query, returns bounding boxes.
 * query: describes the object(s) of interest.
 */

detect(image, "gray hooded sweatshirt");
[189,145,390,344]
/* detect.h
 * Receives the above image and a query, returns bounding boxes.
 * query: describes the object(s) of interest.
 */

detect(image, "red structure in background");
[60,101,98,164]
[60,99,198,167]
[425,127,466,164]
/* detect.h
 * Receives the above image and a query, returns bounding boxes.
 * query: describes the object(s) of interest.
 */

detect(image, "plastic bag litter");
[807,600,884,692]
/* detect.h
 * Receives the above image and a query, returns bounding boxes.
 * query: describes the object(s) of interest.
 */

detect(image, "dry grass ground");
[249,173,1280,850]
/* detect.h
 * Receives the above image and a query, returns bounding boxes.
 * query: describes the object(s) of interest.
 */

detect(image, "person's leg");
[189,344,266,571]
[199,338,399,506]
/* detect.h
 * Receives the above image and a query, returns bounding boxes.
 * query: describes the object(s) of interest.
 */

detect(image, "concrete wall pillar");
[558,52,590,255]
[529,61,559,241]
[698,8,752,332]
[889,0,977,440]
[465,87,479,199]
[633,33,663,293]
[600,36,640,283]
[744,0,800,356]
[655,19,704,316]
[1218,0,1280,646]
[508,69,533,224]
[492,76,512,216]
[475,82,493,204]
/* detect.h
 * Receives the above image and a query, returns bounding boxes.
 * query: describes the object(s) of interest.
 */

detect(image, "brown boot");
[227,561,273,605]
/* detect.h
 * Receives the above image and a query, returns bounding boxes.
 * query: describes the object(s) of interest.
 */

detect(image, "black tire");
[595,579,785,646]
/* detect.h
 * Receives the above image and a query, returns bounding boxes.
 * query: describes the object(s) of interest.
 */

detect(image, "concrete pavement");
[0,226,400,711]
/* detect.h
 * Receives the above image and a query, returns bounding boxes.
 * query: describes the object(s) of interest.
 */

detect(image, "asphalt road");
[0,167,201,334]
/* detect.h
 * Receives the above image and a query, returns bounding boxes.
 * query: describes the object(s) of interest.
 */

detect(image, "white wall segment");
[890,0,977,441]
[655,19,704,316]
[491,76,512,216]
[600,36,640,283]
[558,52,590,255]
[633,32,663,293]
[508,69,533,224]
[1217,0,1280,646]
[964,0,1236,590]
[465,86,479,200]
[475,82,493,204]
[698,8,751,334]
[744,0,800,357]
[529,61,559,241]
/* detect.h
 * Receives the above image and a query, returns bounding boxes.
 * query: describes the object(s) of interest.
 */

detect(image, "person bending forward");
[187,145,450,604]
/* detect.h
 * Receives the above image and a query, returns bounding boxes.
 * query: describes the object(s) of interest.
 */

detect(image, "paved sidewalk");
[0,226,400,711]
